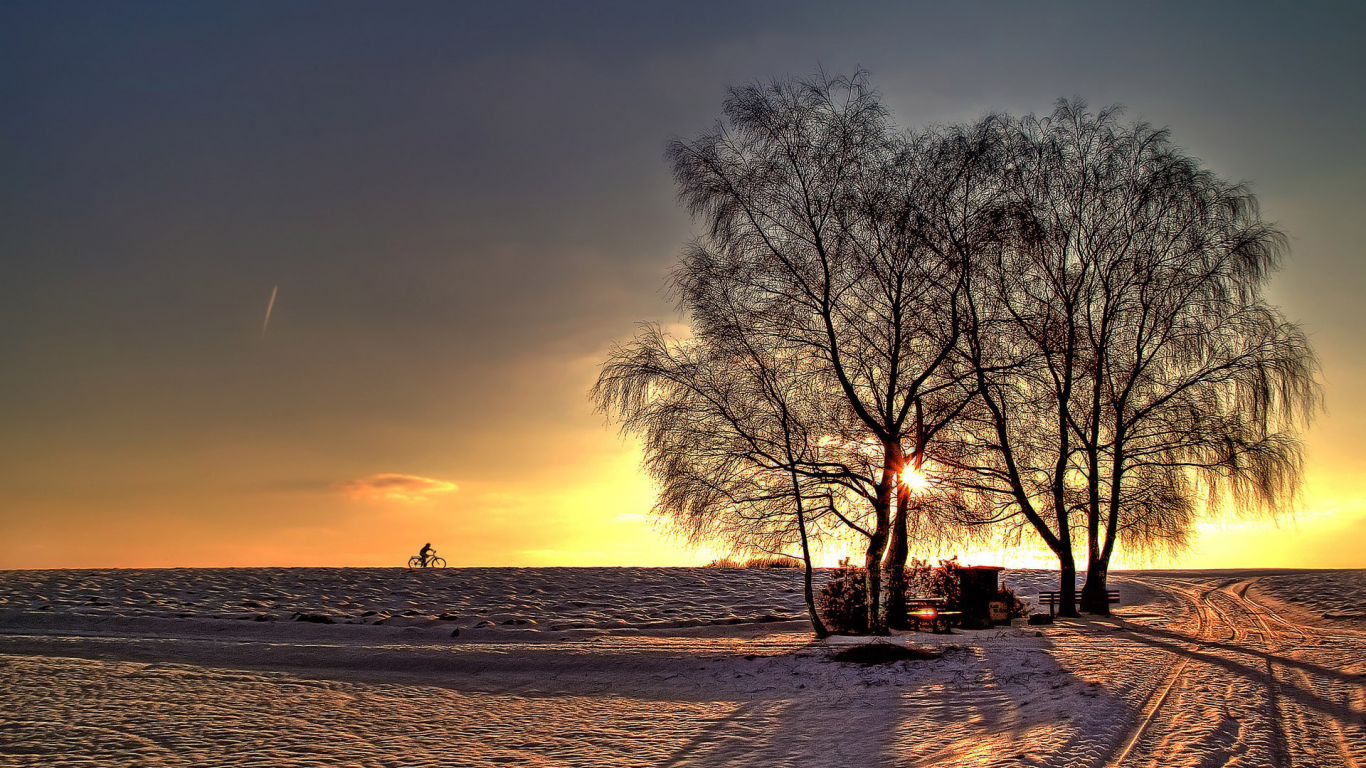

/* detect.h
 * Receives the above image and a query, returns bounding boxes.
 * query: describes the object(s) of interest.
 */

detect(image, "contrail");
[261,285,278,338]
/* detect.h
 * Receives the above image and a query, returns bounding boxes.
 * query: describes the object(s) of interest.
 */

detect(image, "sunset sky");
[2,2,1363,569]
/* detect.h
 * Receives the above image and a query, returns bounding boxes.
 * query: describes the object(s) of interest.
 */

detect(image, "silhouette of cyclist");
[418,542,433,567]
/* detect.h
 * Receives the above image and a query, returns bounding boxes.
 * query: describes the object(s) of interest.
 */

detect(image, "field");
[1,568,1362,767]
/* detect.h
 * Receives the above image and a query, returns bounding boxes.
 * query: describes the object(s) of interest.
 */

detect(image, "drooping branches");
[946,100,1320,613]
[596,74,1319,634]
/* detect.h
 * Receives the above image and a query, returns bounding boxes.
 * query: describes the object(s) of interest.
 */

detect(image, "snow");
[1248,569,1366,628]
[0,567,1362,766]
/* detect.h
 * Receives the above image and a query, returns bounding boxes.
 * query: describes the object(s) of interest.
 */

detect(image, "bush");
[743,556,801,569]
[816,557,1011,633]
[815,559,868,633]
[704,555,802,569]
[997,586,1029,619]
[906,557,963,609]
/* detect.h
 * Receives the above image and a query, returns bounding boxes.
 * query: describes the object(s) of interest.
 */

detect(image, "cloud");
[342,473,458,503]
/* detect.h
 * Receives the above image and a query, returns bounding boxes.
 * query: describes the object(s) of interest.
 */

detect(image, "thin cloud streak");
[342,473,459,503]
[261,285,278,338]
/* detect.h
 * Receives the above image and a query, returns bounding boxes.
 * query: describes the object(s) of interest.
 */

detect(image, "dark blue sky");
[2,2,1363,566]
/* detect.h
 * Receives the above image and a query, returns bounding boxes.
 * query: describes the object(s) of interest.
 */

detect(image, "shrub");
[997,586,1029,619]
[816,557,1009,632]
[704,555,801,569]
[743,556,801,569]
[906,557,963,609]
[703,557,743,569]
[815,558,868,633]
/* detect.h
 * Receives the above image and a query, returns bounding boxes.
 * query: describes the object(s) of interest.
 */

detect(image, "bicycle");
[407,552,447,568]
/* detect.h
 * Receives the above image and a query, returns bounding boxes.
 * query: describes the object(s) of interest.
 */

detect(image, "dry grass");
[704,556,802,569]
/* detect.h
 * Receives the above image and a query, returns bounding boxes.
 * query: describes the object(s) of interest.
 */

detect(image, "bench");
[1039,590,1120,617]
[907,608,961,633]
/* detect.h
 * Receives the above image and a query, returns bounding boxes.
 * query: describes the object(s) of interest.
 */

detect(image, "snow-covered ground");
[1249,570,1366,628]
[1,568,1362,767]
[0,567,1087,633]
[0,567,821,631]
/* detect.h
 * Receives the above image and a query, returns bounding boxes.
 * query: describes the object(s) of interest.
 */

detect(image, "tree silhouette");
[601,72,1319,628]
[595,321,849,636]
[948,101,1319,613]
[661,72,981,632]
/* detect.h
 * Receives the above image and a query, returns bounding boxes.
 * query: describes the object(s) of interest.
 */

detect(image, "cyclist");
[418,542,433,568]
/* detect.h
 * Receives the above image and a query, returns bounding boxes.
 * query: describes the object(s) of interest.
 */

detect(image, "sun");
[900,467,930,492]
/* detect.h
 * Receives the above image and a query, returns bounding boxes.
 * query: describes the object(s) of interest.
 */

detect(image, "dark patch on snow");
[293,613,335,624]
[831,643,941,665]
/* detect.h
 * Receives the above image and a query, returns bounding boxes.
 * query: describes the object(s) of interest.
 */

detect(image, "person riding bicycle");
[418,542,433,568]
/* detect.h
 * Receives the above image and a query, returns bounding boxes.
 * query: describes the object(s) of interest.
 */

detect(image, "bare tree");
[602,73,1316,630]
[873,118,1014,626]
[949,101,1319,614]
[1045,103,1319,613]
[594,322,852,636]
[664,72,976,632]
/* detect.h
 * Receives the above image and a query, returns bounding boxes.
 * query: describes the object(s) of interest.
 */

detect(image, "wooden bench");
[904,597,950,631]
[907,608,961,633]
[1039,590,1120,616]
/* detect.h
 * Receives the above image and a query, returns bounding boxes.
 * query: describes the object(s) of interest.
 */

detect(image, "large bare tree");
[602,73,1317,629]
[949,101,1318,614]
[663,72,977,632]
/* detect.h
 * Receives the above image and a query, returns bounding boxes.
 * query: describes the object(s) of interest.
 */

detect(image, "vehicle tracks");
[1102,575,1363,768]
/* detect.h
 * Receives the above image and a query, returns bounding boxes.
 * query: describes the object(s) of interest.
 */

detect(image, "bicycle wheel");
[407,556,423,569]
[431,557,447,568]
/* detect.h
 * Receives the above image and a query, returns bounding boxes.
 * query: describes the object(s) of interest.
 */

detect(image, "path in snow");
[1099,575,1366,768]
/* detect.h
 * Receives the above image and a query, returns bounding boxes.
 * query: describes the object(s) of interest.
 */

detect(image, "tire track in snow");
[1105,576,1361,768]
[1101,578,1206,768]
[1232,578,1360,768]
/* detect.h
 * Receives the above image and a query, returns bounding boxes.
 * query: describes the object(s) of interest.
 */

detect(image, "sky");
[2,1,1363,569]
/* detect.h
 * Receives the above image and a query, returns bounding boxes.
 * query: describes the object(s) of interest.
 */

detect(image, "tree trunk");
[802,549,828,638]
[864,510,890,635]
[881,485,910,630]
[1085,434,1125,617]
[865,445,897,635]
[1085,478,1102,611]
[791,469,829,638]
[1056,550,1080,618]
[1080,555,1110,615]
[1080,503,1107,615]
[882,401,922,631]
[864,532,886,634]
